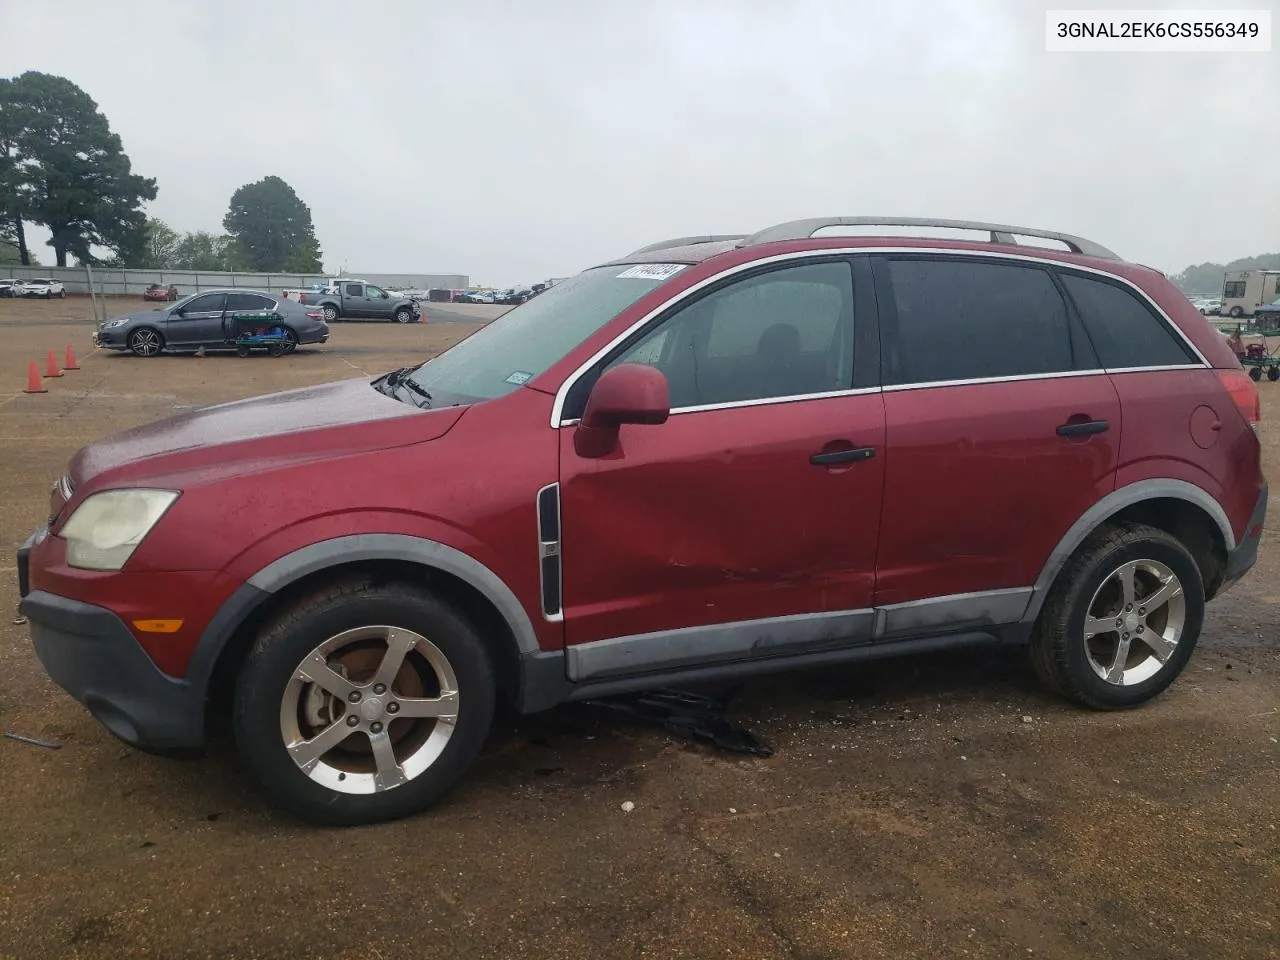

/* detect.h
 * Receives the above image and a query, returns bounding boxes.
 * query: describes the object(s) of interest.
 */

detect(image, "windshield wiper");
[397,377,433,407]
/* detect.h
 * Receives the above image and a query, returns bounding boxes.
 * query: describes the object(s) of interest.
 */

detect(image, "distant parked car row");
[0,278,65,298]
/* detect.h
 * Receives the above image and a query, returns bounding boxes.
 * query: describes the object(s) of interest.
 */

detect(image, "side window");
[1059,273,1196,368]
[883,258,1084,385]
[607,261,855,409]
[345,283,363,297]
[366,285,385,298]
[1223,281,1245,299]
[180,293,225,314]
[225,293,273,311]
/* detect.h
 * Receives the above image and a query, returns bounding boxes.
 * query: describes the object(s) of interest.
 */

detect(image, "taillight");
[306,311,324,320]
[1216,369,1261,435]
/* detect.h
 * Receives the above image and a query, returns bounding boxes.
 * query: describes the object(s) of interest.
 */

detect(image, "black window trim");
[225,292,277,312]
[558,254,878,423]
[549,246,1209,425]
[1052,266,1200,373]
[179,292,227,315]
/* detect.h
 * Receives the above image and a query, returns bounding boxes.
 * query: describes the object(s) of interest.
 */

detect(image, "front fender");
[180,530,543,728]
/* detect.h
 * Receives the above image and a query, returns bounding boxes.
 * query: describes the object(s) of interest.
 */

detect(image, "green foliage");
[0,240,36,264]
[223,176,323,272]
[0,71,156,266]
[171,231,243,271]
[1171,253,1280,295]
[140,217,180,269]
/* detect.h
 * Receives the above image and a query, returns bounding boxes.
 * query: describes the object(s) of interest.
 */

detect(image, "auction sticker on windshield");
[504,371,534,385]
[616,264,687,281]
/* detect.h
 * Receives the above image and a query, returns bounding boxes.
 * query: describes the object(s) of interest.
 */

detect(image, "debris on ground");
[582,689,774,757]
[620,801,635,813]
[3,731,62,749]
[1022,715,1033,724]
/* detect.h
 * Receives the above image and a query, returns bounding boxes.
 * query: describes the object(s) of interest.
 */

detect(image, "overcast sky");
[3,0,1276,284]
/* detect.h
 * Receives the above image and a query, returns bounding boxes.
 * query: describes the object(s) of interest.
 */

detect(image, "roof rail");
[626,234,747,257]
[739,217,1119,260]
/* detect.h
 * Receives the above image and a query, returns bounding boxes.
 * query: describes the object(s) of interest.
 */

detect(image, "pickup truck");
[299,280,422,323]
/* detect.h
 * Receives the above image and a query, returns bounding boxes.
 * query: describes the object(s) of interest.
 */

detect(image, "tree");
[140,217,180,269]
[0,71,157,266]
[223,176,322,272]
[171,231,243,272]
[0,77,35,265]
[0,240,37,265]
[1171,253,1280,295]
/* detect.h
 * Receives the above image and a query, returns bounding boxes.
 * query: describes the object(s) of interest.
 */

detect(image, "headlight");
[59,489,180,571]
[100,318,127,329]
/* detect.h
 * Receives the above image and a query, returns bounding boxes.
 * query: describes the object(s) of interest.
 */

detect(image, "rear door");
[555,257,888,682]
[870,254,1122,633]
[225,292,278,339]
[343,282,370,318]
[165,292,227,346]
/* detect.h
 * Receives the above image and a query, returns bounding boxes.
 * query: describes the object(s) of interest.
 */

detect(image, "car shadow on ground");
[177,644,1047,825]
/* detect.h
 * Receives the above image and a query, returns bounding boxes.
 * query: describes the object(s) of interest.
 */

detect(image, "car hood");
[107,307,173,325]
[69,376,462,486]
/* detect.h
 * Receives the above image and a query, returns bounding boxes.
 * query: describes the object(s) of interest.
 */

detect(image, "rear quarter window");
[1059,273,1198,369]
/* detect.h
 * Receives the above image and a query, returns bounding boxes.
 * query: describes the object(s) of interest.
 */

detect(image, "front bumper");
[18,588,205,753]
[18,529,204,753]
[1220,481,1268,594]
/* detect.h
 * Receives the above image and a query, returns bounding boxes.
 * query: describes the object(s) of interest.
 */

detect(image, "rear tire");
[232,580,496,826]
[323,305,339,322]
[1030,523,1204,710]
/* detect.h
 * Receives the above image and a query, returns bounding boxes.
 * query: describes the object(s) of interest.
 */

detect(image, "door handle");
[810,447,876,466]
[1056,419,1110,437]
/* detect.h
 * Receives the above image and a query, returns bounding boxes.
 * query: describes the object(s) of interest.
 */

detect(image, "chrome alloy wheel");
[280,625,459,794]
[130,328,162,356]
[1083,559,1186,686]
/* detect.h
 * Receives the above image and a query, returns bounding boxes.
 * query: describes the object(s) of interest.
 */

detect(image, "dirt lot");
[0,296,1276,960]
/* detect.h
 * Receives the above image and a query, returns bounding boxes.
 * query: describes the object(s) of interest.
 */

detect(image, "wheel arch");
[194,534,541,723]
[1023,479,1234,624]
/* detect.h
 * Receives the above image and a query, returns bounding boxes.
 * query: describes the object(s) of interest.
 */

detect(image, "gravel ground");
[0,296,1276,960]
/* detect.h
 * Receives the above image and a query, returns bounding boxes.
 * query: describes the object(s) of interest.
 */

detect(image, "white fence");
[0,265,471,297]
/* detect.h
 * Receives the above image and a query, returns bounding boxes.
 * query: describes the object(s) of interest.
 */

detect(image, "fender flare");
[1020,478,1235,624]
[183,533,541,702]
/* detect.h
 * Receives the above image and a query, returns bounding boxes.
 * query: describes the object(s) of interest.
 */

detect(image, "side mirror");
[574,363,670,458]
[382,291,389,299]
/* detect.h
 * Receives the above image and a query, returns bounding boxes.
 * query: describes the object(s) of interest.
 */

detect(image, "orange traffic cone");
[22,360,47,394]
[64,344,80,370]
[45,350,64,378]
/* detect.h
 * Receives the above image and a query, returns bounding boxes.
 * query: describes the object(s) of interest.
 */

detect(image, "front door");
[869,253,1122,635]
[165,292,227,347]
[556,258,887,683]
[363,284,393,319]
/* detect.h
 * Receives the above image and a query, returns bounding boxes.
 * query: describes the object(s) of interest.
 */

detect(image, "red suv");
[18,217,1266,825]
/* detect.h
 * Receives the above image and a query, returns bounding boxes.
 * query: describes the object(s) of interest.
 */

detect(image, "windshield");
[405,262,687,402]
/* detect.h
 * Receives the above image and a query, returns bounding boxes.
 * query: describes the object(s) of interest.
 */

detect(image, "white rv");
[1221,269,1280,318]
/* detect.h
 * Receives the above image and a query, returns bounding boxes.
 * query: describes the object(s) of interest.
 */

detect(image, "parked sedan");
[1254,297,1280,326]
[17,278,66,298]
[0,280,21,298]
[143,283,180,302]
[93,289,330,357]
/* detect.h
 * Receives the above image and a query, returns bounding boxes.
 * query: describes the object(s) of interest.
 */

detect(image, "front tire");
[1030,523,1204,710]
[395,307,412,324]
[128,327,164,357]
[232,580,496,826]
